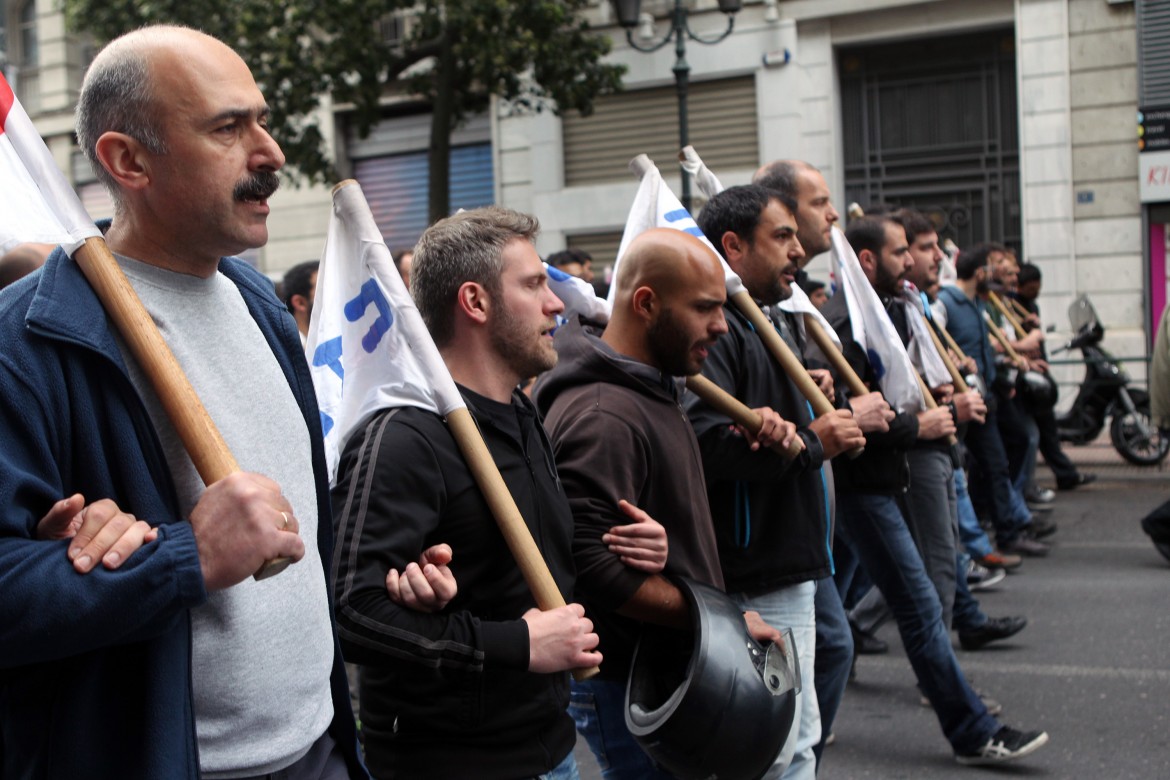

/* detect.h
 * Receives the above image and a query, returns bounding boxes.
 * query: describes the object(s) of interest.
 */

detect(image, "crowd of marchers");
[16,22,1161,780]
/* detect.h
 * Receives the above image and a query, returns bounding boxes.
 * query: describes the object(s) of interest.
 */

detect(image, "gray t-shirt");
[115,255,334,778]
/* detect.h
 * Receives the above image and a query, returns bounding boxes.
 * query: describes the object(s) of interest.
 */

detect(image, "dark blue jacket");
[0,247,364,779]
[939,286,998,385]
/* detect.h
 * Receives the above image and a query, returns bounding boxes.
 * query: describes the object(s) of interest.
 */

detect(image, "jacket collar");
[25,224,287,361]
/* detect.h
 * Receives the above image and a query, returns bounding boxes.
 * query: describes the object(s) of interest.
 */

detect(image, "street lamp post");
[611,0,742,212]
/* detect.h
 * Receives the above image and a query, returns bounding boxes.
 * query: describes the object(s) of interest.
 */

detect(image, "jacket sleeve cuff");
[796,428,825,470]
[158,521,209,609]
[480,618,531,671]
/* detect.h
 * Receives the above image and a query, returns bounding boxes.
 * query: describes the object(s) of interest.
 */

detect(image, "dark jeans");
[964,410,1028,546]
[951,552,988,633]
[813,576,853,764]
[836,492,998,754]
[226,732,351,780]
[1034,406,1078,483]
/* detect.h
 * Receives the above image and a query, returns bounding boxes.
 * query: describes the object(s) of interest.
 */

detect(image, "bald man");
[535,228,788,778]
[0,26,364,779]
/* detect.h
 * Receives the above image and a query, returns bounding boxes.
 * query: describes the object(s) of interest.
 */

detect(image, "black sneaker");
[955,726,1049,765]
[1057,472,1097,490]
[958,615,1028,651]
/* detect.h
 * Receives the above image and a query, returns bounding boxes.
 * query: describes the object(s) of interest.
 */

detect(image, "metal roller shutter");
[1139,0,1170,105]
[353,143,494,250]
[562,76,758,186]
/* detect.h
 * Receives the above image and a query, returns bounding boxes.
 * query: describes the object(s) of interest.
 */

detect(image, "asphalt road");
[576,442,1170,779]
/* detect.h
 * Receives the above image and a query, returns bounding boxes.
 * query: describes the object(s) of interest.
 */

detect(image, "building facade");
[8,0,1156,395]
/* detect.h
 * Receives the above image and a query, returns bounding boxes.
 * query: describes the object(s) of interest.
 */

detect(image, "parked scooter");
[1053,295,1169,465]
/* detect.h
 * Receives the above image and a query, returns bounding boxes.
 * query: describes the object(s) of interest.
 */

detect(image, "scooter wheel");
[1110,394,1170,465]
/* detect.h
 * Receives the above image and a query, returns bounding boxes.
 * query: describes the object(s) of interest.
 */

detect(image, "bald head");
[605,229,729,376]
[76,26,243,205]
[612,229,724,305]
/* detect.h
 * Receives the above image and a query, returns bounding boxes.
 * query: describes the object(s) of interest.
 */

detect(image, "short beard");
[647,306,701,377]
[490,302,557,381]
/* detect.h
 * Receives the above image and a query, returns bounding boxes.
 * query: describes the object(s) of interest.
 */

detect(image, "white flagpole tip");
[629,154,654,179]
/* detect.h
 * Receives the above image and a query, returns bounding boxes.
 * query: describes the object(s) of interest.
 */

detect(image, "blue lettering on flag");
[312,336,344,381]
[547,265,571,282]
[320,412,335,437]
[867,348,886,381]
[344,279,394,353]
[662,209,706,238]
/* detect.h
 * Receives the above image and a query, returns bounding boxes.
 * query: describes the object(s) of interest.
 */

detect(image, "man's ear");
[455,281,490,326]
[290,293,309,316]
[631,286,656,322]
[857,248,878,276]
[721,231,747,273]
[93,132,152,194]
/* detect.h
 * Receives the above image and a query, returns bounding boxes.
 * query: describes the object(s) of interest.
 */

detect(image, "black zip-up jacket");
[683,304,832,594]
[822,293,919,494]
[534,318,725,683]
[331,387,575,780]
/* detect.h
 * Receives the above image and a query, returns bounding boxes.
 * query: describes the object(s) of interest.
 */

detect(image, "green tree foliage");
[65,0,624,220]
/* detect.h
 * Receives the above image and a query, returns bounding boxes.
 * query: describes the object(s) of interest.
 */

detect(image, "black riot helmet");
[1017,369,1058,412]
[625,577,800,780]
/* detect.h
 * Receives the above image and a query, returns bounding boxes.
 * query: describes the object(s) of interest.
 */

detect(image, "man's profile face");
[646,250,728,377]
[994,253,1019,291]
[792,168,839,262]
[490,238,564,379]
[906,230,943,291]
[738,198,805,305]
[143,38,286,262]
[873,223,912,297]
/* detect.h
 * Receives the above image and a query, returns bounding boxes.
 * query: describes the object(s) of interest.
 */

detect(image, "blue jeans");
[538,751,580,780]
[836,492,999,754]
[954,468,995,559]
[812,576,852,765]
[730,581,817,780]
[570,678,676,780]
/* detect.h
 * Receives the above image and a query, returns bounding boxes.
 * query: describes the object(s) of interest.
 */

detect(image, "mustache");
[233,171,280,202]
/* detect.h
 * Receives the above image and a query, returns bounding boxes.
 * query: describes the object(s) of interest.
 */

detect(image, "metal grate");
[839,29,1021,253]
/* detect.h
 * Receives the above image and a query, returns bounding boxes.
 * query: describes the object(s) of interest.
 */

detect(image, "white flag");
[545,262,609,324]
[828,227,924,413]
[608,154,746,310]
[680,144,841,357]
[0,73,101,255]
[899,282,953,389]
[307,181,465,480]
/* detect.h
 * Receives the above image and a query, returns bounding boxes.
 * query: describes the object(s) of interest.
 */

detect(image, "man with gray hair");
[0,26,365,779]
[331,206,667,779]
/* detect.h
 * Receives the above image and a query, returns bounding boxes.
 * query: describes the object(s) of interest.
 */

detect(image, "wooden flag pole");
[445,410,599,680]
[685,374,804,460]
[922,313,971,393]
[912,368,958,445]
[1008,295,1032,321]
[988,291,1027,336]
[728,291,864,457]
[72,237,289,580]
[938,323,969,363]
[983,311,1024,365]
[802,314,869,398]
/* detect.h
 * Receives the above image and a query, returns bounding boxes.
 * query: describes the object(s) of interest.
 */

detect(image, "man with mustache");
[689,184,868,779]
[331,207,668,779]
[0,26,367,779]
[535,228,786,778]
